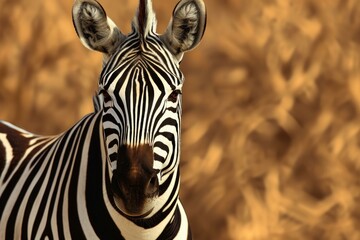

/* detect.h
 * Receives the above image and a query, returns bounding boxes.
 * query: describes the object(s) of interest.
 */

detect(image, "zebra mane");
[133,0,156,37]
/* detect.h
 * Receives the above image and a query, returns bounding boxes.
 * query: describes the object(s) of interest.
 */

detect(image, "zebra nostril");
[111,174,125,198]
[146,175,159,197]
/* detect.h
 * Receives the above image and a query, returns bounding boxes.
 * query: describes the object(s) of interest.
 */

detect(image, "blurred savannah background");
[1,0,360,239]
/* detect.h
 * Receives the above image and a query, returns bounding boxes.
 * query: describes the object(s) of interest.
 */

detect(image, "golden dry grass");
[1,0,360,239]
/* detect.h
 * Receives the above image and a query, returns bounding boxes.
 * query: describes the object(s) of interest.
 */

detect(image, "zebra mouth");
[113,194,154,218]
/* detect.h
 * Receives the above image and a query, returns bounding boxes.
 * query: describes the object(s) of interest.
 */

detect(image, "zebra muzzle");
[111,144,159,216]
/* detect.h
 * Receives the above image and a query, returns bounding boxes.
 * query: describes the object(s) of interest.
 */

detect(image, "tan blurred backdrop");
[1,0,360,239]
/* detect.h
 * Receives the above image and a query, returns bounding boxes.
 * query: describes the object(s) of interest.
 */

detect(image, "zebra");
[0,0,206,239]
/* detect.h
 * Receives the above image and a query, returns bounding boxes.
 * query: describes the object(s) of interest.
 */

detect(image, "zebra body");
[0,0,206,239]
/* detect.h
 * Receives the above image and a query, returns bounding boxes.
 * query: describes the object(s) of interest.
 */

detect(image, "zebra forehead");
[100,51,183,91]
[108,31,177,60]
[101,64,181,93]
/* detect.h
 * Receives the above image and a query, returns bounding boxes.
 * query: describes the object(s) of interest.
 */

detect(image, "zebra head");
[72,0,206,217]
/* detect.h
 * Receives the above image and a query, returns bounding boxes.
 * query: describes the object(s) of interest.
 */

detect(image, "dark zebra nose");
[112,144,159,215]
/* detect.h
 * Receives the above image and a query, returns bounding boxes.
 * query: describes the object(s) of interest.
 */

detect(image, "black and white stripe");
[0,0,206,239]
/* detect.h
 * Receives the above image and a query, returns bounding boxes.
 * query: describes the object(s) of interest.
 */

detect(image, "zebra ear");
[72,0,124,55]
[161,0,207,58]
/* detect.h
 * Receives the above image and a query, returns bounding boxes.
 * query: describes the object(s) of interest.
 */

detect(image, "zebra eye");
[168,90,181,103]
